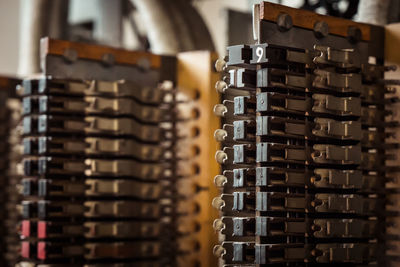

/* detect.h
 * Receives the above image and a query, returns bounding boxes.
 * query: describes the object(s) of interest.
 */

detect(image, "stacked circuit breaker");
[212,2,396,266]
[16,38,220,267]
[18,76,178,266]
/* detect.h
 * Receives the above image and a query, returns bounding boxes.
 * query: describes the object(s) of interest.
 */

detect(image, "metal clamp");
[313,45,360,68]
[312,94,361,116]
[313,69,362,93]
[312,144,361,165]
[313,118,361,140]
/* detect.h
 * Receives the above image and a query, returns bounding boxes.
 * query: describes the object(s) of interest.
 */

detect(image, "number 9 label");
[256,47,264,63]
[250,44,267,64]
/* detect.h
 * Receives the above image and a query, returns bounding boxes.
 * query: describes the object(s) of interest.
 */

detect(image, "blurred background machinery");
[15,38,219,266]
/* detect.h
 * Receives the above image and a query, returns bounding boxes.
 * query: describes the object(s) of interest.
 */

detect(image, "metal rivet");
[277,13,293,31]
[313,21,329,38]
[347,26,362,44]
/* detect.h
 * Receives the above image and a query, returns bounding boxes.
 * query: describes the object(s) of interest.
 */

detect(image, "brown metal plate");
[259,2,371,41]
[40,37,161,69]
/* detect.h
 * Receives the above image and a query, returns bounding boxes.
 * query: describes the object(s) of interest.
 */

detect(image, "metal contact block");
[22,179,162,200]
[216,216,379,238]
[21,78,168,105]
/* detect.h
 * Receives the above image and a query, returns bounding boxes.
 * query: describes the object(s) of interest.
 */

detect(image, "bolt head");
[314,21,329,38]
[347,26,362,43]
[277,13,293,32]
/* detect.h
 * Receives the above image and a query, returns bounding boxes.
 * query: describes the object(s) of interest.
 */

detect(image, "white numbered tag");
[256,46,264,63]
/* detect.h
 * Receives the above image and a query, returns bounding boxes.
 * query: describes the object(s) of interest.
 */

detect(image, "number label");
[256,46,264,63]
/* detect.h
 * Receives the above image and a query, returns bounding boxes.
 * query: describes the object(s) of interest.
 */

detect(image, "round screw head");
[347,26,362,43]
[215,58,226,72]
[215,150,228,164]
[212,196,224,210]
[213,219,225,231]
[214,174,227,187]
[313,21,329,38]
[215,80,228,94]
[213,104,227,117]
[213,245,226,257]
[214,129,227,142]
[277,13,293,31]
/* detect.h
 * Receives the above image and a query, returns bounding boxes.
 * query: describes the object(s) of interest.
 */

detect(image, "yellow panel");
[176,51,220,267]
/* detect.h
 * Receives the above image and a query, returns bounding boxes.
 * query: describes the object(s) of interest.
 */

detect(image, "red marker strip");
[37,241,46,260]
[37,221,47,239]
[21,241,31,258]
[21,220,31,238]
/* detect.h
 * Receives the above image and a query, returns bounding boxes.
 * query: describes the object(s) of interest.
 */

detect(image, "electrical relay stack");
[19,77,174,266]
[16,38,219,267]
[213,2,395,266]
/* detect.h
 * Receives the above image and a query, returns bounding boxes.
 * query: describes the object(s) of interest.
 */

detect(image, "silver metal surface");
[18,0,68,76]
